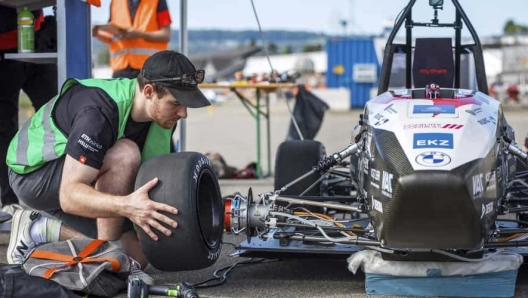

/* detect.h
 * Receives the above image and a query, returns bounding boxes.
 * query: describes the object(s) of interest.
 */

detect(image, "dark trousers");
[0,58,57,206]
[112,66,140,79]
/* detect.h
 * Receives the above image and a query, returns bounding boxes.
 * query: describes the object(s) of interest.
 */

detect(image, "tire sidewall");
[135,152,223,271]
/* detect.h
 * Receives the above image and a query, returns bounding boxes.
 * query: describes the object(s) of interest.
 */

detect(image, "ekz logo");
[413,133,454,149]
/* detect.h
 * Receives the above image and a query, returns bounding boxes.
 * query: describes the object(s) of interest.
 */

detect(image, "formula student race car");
[220,0,528,263]
[129,0,528,275]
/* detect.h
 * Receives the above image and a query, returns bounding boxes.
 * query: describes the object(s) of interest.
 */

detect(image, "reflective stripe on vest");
[42,101,59,161]
[15,99,58,166]
[110,48,160,58]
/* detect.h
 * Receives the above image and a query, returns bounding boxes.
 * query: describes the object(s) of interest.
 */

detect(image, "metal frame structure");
[0,0,92,88]
[376,0,489,96]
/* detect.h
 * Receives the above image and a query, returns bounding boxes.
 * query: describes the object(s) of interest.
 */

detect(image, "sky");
[82,0,528,38]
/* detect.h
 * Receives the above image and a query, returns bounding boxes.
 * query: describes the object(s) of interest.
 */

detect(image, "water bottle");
[17,7,35,53]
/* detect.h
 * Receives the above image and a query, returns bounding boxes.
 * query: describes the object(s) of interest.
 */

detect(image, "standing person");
[92,0,172,79]
[5,50,210,284]
[0,6,58,215]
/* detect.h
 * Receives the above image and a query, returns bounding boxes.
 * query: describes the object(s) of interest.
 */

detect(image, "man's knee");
[102,139,141,173]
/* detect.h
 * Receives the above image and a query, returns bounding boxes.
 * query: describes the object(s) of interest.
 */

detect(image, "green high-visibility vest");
[7,78,173,174]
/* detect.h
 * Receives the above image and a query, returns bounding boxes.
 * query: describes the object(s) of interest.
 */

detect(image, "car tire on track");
[274,140,325,195]
[134,152,224,272]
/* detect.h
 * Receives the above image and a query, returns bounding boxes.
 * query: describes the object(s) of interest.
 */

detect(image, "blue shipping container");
[326,37,380,109]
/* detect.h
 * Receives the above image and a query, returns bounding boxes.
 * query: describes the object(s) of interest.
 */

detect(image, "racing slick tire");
[134,152,224,272]
[274,140,325,195]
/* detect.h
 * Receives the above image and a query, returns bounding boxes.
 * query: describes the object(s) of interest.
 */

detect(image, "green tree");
[503,19,528,34]
[302,43,323,52]
[267,42,278,54]
[249,38,256,47]
[281,45,293,54]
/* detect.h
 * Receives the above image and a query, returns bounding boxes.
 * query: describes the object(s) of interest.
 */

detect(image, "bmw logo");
[415,151,451,167]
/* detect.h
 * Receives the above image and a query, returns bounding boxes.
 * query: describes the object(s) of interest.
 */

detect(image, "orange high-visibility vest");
[109,0,169,71]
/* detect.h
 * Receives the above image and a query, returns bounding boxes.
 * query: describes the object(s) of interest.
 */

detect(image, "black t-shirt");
[52,83,151,169]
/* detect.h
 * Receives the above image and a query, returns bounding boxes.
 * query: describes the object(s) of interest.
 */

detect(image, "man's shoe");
[1,204,23,223]
[1,203,23,216]
[129,258,155,285]
[7,210,40,264]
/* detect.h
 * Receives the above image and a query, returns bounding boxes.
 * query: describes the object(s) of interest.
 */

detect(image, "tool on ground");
[127,276,200,298]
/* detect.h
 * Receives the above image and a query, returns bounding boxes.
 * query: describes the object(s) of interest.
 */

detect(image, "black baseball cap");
[140,50,211,108]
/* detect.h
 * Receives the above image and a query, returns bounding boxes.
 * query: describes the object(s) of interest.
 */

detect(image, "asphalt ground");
[3,94,528,297]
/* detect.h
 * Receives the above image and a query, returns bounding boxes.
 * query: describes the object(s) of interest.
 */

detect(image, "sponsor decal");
[413,133,454,149]
[419,68,447,75]
[384,104,397,114]
[472,173,484,199]
[485,171,496,191]
[371,169,380,181]
[381,171,393,198]
[415,151,451,167]
[489,116,496,125]
[373,113,389,126]
[481,202,493,219]
[465,107,482,115]
[477,118,490,125]
[442,124,464,129]
[372,197,383,213]
[77,134,103,153]
[413,105,456,114]
[404,123,442,129]
[374,119,388,126]
[370,181,380,189]
[79,155,87,164]
[485,202,493,215]
[403,123,463,129]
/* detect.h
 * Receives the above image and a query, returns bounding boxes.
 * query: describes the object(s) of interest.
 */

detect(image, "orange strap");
[28,239,121,279]
[84,0,101,7]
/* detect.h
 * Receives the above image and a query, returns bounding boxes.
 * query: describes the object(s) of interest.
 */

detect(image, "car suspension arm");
[278,142,360,194]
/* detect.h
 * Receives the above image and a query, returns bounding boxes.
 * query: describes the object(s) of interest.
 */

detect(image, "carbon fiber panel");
[372,129,414,175]
[369,128,495,249]
[380,169,483,249]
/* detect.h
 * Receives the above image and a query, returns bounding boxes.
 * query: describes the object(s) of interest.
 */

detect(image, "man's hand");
[120,28,143,40]
[124,177,179,241]
[92,25,100,37]
[91,25,115,43]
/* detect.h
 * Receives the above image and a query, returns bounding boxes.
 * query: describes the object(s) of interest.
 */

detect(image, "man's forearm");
[59,182,125,218]
[138,27,171,42]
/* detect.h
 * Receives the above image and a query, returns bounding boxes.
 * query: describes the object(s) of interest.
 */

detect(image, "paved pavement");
[4,96,528,297]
